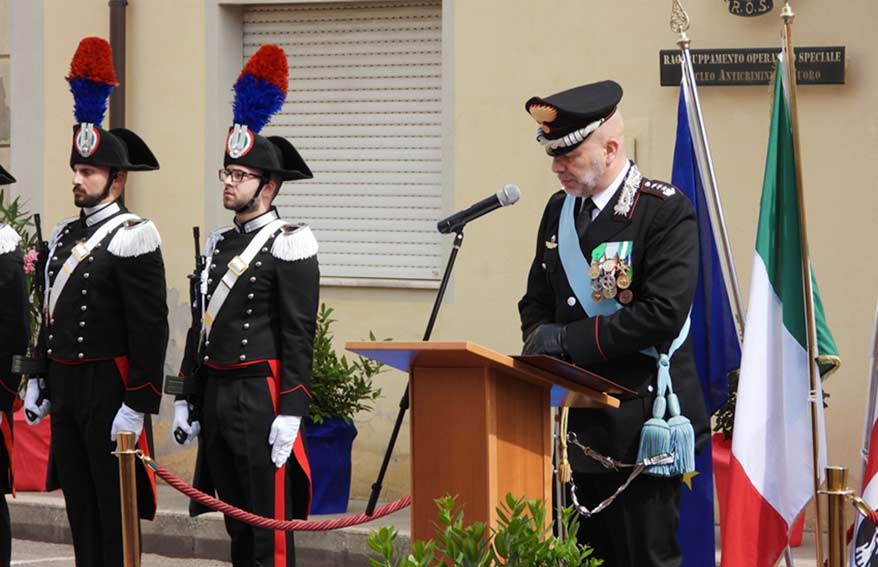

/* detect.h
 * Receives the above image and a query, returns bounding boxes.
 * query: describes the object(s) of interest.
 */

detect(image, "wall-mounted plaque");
[660,47,845,86]
[727,0,773,17]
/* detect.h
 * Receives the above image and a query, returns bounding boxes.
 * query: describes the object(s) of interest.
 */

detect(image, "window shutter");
[243,1,443,283]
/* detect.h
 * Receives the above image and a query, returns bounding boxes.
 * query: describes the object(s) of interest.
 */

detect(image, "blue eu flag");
[671,88,742,567]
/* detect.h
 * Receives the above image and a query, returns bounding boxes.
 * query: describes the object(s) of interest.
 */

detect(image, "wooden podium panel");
[347,341,620,543]
[410,366,551,541]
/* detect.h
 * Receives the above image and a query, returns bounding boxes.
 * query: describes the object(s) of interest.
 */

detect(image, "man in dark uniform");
[173,44,318,567]
[23,37,168,567]
[0,165,29,566]
[519,81,709,567]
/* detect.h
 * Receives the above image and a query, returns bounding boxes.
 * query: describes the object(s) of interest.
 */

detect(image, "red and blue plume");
[232,44,288,133]
[66,37,117,125]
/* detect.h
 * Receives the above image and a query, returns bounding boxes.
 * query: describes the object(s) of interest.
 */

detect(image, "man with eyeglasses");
[24,38,168,566]
[173,44,318,567]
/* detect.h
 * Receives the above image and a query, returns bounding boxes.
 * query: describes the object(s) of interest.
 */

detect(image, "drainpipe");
[109,0,127,203]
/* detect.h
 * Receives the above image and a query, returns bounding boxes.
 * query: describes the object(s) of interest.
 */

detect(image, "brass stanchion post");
[116,431,140,567]
[825,467,848,567]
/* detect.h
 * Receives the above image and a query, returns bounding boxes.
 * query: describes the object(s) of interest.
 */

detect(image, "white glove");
[24,378,51,425]
[110,403,145,443]
[172,400,201,446]
[268,415,301,468]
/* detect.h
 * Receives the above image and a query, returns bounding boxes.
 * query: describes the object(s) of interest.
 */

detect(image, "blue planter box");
[304,416,358,514]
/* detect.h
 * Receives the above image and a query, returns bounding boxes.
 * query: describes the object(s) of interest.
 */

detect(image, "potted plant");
[306,303,384,514]
[367,493,603,566]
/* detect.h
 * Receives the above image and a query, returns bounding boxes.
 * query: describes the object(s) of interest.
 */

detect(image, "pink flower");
[23,249,38,275]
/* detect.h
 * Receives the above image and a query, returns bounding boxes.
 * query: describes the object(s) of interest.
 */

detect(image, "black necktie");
[575,198,597,239]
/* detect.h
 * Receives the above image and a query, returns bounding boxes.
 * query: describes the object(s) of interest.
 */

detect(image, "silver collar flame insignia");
[613,164,642,217]
[226,124,255,159]
[75,123,100,158]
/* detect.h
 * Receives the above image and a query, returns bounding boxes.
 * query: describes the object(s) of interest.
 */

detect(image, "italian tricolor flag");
[720,53,840,567]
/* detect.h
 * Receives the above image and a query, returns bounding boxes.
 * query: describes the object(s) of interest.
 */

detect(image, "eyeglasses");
[218,168,265,185]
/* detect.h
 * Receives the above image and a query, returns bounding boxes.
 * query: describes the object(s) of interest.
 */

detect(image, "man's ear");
[604,138,621,165]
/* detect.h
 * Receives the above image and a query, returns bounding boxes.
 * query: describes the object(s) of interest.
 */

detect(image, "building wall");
[14,0,878,505]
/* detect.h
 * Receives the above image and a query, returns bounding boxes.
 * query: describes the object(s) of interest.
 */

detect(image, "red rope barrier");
[146,458,411,532]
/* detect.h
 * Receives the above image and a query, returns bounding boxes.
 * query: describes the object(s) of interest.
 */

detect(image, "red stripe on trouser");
[264,367,287,566]
[719,455,790,567]
[113,356,157,518]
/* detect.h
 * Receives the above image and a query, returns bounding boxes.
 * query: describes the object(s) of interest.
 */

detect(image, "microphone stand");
[365,228,466,515]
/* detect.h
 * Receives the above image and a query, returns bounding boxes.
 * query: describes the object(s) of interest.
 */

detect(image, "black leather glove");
[522,323,568,357]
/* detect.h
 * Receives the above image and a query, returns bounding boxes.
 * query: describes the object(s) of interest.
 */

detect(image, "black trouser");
[203,371,296,567]
[48,360,131,567]
[571,471,683,567]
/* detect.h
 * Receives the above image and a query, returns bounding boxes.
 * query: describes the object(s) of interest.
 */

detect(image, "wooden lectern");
[346,341,621,542]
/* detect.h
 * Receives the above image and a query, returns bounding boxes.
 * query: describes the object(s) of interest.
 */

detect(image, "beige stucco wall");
[13,0,878,508]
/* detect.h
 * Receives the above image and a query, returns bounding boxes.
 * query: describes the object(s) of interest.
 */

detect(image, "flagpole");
[781,3,825,565]
[670,0,746,343]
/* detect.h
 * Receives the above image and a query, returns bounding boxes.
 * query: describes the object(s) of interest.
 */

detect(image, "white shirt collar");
[82,201,121,227]
[590,162,631,215]
[235,207,280,234]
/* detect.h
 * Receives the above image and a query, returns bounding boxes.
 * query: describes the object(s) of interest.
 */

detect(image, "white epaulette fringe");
[108,219,162,257]
[0,224,21,254]
[271,224,318,262]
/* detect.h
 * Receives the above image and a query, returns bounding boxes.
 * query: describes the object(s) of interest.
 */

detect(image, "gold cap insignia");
[528,104,558,134]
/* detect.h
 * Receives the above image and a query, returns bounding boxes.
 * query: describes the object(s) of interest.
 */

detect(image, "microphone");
[437,184,521,234]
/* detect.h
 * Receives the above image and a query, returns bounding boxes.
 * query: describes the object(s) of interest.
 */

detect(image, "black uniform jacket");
[519,167,709,474]
[41,203,169,414]
[0,236,29,494]
[193,210,320,416]
[0,239,28,410]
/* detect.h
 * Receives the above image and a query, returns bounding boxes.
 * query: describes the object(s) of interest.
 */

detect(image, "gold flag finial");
[670,0,691,35]
[781,1,795,23]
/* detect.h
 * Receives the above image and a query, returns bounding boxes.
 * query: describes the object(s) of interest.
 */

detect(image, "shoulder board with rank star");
[640,178,678,199]
[48,217,78,247]
[0,224,20,254]
[271,224,318,262]
[107,218,162,258]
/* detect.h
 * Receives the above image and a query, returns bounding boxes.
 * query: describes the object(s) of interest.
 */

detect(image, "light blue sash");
[552,194,690,405]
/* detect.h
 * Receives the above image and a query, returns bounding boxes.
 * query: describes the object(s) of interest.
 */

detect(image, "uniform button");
[206,294,212,300]
[203,355,210,362]
[57,241,63,247]
[245,309,253,316]
[214,249,220,254]
[47,349,53,355]
[88,257,94,262]
[647,385,654,393]
[205,340,210,346]
[48,334,54,340]
[80,305,87,312]
[81,289,87,295]
[249,276,256,283]
[49,270,55,276]
[239,354,246,361]
[218,235,224,241]
[77,353,84,359]
[261,247,268,253]
[208,278,213,284]
[567,296,576,306]
[211,263,216,270]
[52,256,58,261]
[241,339,248,346]
[255,261,262,268]
[83,273,90,279]
[95,242,102,248]
[541,263,546,270]
[247,293,254,300]
[64,229,69,235]
[243,323,250,330]
[77,337,84,343]
[79,321,85,327]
